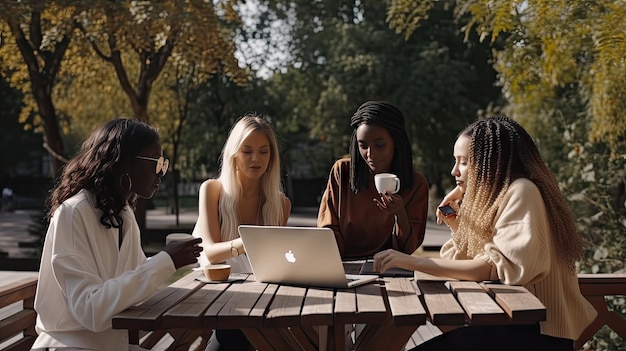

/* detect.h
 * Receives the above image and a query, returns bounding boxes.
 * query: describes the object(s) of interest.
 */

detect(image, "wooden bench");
[576,273,626,349]
[0,274,209,351]
[0,276,37,351]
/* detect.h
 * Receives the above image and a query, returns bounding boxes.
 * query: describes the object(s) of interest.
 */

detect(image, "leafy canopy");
[386,0,626,157]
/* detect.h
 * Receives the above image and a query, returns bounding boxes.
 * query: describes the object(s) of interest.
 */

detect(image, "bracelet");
[230,241,240,257]
[392,215,398,236]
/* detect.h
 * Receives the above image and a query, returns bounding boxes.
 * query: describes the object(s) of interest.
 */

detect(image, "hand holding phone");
[438,204,457,217]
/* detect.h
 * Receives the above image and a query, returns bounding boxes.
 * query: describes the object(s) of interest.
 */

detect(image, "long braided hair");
[47,118,161,229]
[349,101,414,193]
[454,115,583,272]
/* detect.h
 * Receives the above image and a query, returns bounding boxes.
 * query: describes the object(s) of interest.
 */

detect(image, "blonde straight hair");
[218,114,285,241]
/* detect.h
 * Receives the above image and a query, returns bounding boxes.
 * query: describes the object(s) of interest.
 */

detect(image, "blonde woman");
[193,114,291,272]
[374,116,596,351]
[192,114,291,351]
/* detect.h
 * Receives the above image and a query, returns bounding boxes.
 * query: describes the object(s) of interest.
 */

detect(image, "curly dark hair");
[47,118,161,228]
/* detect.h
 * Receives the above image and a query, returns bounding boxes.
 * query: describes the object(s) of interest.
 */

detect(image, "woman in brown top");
[317,101,429,259]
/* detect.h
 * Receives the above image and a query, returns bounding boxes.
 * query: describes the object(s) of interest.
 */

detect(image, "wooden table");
[112,270,546,351]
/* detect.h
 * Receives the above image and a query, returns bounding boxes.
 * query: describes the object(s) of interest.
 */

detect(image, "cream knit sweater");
[440,178,597,340]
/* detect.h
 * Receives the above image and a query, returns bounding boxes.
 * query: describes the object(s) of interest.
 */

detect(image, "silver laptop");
[238,225,378,289]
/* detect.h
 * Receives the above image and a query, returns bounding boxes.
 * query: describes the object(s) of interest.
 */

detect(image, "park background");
[0,1,624,349]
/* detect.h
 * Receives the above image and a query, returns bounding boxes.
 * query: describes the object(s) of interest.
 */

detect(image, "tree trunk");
[35,88,65,178]
[7,14,70,179]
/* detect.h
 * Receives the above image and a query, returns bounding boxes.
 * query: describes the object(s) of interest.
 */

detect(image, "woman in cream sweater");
[373,116,596,351]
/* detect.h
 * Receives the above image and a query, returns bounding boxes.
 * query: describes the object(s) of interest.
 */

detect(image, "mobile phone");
[438,204,456,217]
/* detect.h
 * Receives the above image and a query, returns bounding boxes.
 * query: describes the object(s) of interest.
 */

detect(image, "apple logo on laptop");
[285,250,296,263]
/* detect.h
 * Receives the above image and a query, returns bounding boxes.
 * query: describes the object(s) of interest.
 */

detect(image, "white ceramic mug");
[374,173,400,194]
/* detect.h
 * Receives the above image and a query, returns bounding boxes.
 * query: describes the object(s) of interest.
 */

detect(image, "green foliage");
[261,0,500,192]
[0,0,252,181]
[387,0,439,40]
[556,118,626,350]
[387,0,626,158]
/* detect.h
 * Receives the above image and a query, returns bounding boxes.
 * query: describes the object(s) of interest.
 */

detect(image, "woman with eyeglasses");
[32,118,203,351]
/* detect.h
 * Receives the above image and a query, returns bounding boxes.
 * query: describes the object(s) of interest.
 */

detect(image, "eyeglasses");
[136,156,169,176]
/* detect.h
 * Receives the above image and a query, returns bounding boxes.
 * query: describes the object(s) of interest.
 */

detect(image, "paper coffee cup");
[166,233,193,245]
[203,264,231,281]
[166,233,198,269]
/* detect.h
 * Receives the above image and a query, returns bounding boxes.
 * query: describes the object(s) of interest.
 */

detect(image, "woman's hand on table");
[373,249,416,274]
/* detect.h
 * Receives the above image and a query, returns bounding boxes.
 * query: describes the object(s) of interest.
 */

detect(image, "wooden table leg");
[301,325,321,349]
[242,328,274,351]
[128,329,140,345]
[139,330,167,349]
[288,326,318,351]
[251,327,297,350]
[352,319,418,351]
[317,326,328,351]
[331,323,346,351]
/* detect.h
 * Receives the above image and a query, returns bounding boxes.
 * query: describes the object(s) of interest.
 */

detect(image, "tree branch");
[108,33,137,103]
[7,17,42,84]
[43,142,69,164]
[75,21,112,62]
[146,38,175,86]
[29,10,42,50]
[42,22,74,87]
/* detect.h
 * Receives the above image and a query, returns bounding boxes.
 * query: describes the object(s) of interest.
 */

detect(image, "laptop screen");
[238,225,376,288]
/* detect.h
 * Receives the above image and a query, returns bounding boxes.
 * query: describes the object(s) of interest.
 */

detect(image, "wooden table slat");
[355,281,387,315]
[481,283,546,324]
[265,285,307,327]
[112,272,203,329]
[249,283,278,321]
[416,281,466,325]
[447,281,508,325]
[215,279,269,328]
[201,282,240,325]
[385,278,427,325]
[217,277,264,317]
[300,287,334,326]
[334,288,357,323]
[349,281,388,324]
[163,279,231,327]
